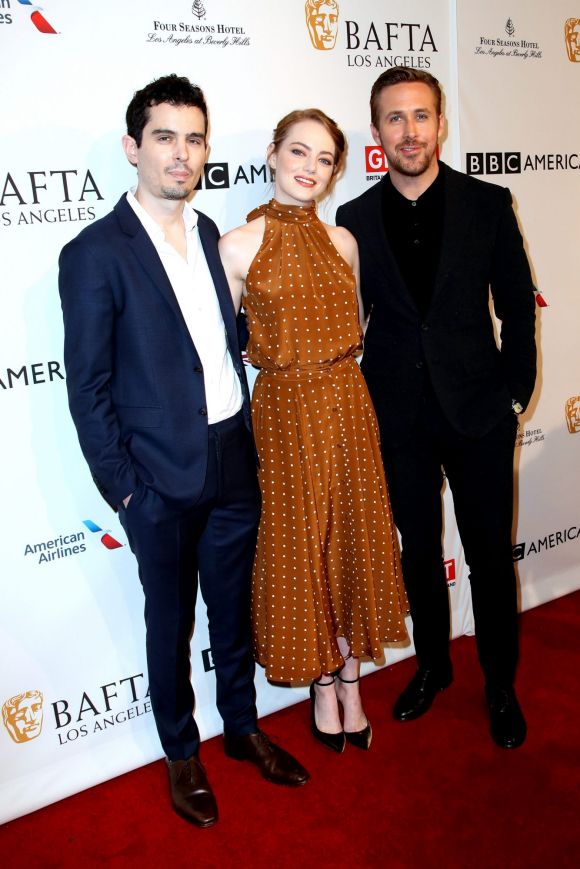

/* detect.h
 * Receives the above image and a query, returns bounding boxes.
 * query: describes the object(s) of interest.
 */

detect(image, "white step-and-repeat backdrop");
[1,0,578,823]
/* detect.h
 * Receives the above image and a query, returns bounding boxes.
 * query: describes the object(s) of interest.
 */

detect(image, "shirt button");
[413,239,420,245]
[421,323,430,332]
[199,407,207,416]
[411,201,417,207]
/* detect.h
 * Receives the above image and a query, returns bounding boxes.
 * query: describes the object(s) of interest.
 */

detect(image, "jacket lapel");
[366,177,418,312]
[431,163,473,304]
[197,215,240,356]
[114,195,193,335]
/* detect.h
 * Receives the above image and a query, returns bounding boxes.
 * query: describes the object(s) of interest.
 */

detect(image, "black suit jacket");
[336,162,537,446]
[59,195,252,510]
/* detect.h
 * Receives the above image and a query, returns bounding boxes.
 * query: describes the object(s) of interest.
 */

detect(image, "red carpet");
[1,592,579,868]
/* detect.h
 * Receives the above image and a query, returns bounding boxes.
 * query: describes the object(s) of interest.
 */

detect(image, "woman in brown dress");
[219,109,408,752]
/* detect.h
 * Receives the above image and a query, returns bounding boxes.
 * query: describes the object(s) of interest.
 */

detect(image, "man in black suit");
[337,67,536,748]
[59,75,308,827]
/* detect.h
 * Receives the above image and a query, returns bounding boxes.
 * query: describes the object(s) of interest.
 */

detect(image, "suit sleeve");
[490,188,537,410]
[336,203,372,319]
[58,238,139,509]
[236,311,250,351]
[335,203,351,236]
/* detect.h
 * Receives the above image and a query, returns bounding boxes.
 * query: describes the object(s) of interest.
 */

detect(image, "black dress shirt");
[381,166,445,318]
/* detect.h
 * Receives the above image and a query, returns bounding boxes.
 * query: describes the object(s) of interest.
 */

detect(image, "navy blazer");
[336,162,537,445]
[59,195,252,510]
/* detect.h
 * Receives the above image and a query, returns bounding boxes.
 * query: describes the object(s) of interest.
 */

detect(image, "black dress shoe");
[485,685,527,749]
[335,673,372,750]
[393,666,453,721]
[309,682,346,753]
[224,730,310,786]
[344,722,372,750]
[166,755,218,827]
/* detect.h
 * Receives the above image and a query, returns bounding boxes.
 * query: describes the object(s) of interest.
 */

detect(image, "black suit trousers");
[379,388,519,687]
[118,411,261,760]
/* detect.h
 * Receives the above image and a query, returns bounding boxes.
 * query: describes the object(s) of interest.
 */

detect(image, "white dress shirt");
[127,190,242,424]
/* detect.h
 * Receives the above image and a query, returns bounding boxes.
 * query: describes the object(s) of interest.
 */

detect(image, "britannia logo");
[564,18,580,62]
[2,690,43,743]
[444,558,456,587]
[565,396,580,433]
[16,0,57,33]
[305,0,339,50]
[365,146,389,174]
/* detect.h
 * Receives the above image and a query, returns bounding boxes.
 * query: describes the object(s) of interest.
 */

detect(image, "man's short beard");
[390,156,431,177]
[384,144,438,178]
[161,186,191,200]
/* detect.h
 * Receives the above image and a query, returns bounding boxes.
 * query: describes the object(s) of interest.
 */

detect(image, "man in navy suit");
[337,68,536,749]
[59,75,308,827]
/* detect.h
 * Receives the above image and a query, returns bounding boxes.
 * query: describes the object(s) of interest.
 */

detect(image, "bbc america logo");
[195,163,230,189]
[466,153,522,175]
[195,162,273,190]
[513,526,579,560]
[467,151,580,175]
[201,648,215,672]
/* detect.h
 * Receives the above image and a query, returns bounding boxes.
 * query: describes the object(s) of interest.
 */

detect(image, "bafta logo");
[305,0,339,51]
[564,18,580,62]
[2,690,44,743]
[565,396,580,433]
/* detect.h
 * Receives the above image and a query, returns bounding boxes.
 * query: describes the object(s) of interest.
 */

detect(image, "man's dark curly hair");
[126,74,208,146]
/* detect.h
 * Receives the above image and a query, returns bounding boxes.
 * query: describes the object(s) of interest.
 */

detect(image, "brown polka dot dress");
[245,199,408,683]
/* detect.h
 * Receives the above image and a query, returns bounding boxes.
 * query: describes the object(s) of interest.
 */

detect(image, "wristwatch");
[511,399,524,415]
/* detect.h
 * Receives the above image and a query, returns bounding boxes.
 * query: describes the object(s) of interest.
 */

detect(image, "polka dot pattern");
[245,199,409,683]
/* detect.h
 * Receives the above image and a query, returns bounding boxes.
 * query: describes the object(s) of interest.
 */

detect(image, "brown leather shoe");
[166,755,218,827]
[223,730,310,786]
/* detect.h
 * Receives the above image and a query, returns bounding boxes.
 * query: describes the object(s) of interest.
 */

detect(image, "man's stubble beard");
[387,148,434,178]
[161,186,192,201]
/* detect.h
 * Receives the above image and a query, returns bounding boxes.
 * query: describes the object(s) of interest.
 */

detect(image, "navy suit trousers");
[118,411,261,760]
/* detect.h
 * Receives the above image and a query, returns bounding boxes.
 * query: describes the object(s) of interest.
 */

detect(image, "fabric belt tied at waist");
[257,355,358,382]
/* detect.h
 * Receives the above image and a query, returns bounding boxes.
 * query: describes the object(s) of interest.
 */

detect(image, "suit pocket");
[460,351,501,378]
[122,478,146,513]
[116,405,162,428]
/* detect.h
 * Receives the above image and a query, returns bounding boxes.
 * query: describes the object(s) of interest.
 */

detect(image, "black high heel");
[309,678,346,754]
[336,672,373,750]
